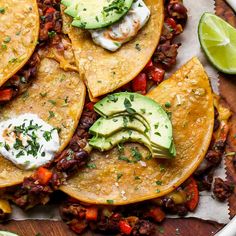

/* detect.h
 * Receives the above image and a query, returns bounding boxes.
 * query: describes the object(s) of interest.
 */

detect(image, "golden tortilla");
[61,0,164,99]
[61,57,214,205]
[0,0,39,86]
[0,56,86,188]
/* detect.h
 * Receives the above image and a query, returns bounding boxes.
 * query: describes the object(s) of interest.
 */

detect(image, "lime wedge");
[198,12,236,74]
[0,231,19,236]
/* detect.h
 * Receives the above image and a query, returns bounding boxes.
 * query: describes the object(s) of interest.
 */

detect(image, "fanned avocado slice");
[94,92,173,150]
[62,0,134,30]
[89,116,148,137]
[89,129,153,153]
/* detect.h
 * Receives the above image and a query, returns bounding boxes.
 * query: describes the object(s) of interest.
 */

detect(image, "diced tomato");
[85,207,98,221]
[165,18,177,31]
[46,7,56,14]
[219,122,229,142]
[119,220,133,235]
[45,22,54,31]
[0,89,13,102]
[132,73,147,95]
[145,60,153,70]
[184,177,199,211]
[85,102,94,111]
[148,207,166,222]
[36,167,53,185]
[148,66,165,83]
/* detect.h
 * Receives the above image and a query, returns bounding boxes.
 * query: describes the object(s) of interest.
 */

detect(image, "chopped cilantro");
[103,0,127,14]
[117,172,123,181]
[3,36,11,43]
[4,143,10,151]
[48,111,55,120]
[131,147,142,162]
[0,7,5,14]
[107,94,118,102]
[130,94,134,101]
[106,199,114,204]
[48,100,56,105]
[13,138,23,150]
[40,92,47,97]
[124,98,136,114]
[87,163,97,169]
[165,101,171,108]
[16,150,24,158]
[156,180,162,185]
[43,131,52,141]
[20,76,27,83]
[48,31,56,38]
[118,155,131,163]
[135,43,141,51]
[1,43,7,49]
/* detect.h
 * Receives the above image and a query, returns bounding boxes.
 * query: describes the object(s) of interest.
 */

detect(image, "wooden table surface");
[0,218,224,236]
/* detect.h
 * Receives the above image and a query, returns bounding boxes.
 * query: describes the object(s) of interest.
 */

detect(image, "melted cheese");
[0,114,60,170]
[90,0,150,51]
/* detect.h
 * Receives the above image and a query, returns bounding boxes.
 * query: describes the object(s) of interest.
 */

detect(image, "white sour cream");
[90,0,150,51]
[0,114,60,170]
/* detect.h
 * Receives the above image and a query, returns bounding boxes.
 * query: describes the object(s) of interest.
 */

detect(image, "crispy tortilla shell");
[61,0,164,98]
[0,56,86,188]
[61,57,214,205]
[0,0,39,86]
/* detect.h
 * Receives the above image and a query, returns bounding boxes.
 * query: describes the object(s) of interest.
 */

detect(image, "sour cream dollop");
[90,0,150,51]
[0,114,60,170]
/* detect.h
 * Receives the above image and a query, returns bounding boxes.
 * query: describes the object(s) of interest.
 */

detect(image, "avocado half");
[62,0,134,30]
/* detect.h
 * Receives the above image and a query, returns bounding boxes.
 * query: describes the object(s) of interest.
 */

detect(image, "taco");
[0,0,39,87]
[60,57,214,205]
[61,0,164,99]
[0,50,86,188]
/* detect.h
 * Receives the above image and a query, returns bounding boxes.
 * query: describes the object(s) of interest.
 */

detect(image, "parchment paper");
[10,0,230,225]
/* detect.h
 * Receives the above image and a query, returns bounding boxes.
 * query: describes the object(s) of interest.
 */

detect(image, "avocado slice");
[61,0,73,7]
[89,116,148,138]
[89,129,153,153]
[94,92,173,151]
[62,0,134,30]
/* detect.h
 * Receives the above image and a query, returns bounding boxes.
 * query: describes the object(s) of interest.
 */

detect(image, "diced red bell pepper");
[85,207,98,221]
[36,167,53,185]
[184,177,199,211]
[165,17,177,31]
[85,102,94,111]
[46,7,56,14]
[0,89,13,102]
[119,220,133,235]
[132,73,147,95]
[148,207,166,222]
[148,66,165,83]
[145,60,153,70]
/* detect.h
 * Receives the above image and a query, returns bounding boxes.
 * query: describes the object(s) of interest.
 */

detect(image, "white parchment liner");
[10,0,230,224]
